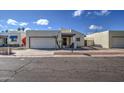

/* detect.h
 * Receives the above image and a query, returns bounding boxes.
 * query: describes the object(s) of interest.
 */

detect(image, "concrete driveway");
[12,49,55,57]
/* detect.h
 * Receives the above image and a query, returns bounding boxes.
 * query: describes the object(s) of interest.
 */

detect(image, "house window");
[10,36,18,42]
[76,38,80,41]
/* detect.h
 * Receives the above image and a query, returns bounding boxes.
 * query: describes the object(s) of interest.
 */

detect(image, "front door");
[62,38,67,47]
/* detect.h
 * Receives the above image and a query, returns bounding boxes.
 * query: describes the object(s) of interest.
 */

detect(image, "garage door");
[29,37,56,49]
[112,36,124,48]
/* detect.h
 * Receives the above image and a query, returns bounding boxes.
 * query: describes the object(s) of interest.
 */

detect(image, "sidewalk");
[54,49,124,57]
[0,49,124,57]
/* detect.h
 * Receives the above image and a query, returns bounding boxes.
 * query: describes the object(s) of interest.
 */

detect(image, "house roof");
[0,35,8,38]
[87,30,124,36]
[27,30,60,32]
[26,30,59,37]
[26,29,84,37]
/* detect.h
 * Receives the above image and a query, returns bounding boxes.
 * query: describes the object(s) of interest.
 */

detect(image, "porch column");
[72,35,77,49]
[57,32,62,48]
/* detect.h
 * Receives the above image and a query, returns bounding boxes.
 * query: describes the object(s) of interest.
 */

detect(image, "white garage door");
[112,37,124,48]
[30,37,56,48]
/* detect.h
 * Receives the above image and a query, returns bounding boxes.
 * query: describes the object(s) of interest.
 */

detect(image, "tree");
[1,31,4,33]
[22,27,25,31]
[17,27,21,31]
[5,30,8,32]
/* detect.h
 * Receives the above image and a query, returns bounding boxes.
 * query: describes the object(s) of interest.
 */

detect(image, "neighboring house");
[85,30,124,48]
[26,28,85,49]
[84,37,94,46]
[0,35,7,46]
[0,31,26,47]
[1,29,124,49]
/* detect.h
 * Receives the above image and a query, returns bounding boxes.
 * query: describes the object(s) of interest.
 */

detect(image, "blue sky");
[0,10,124,34]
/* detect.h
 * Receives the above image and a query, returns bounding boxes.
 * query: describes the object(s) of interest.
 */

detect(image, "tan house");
[26,28,85,49]
[86,30,124,48]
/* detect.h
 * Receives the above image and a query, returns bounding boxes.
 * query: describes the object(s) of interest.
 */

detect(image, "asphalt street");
[0,57,124,82]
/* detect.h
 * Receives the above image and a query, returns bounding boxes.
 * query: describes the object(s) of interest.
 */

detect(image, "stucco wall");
[7,31,25,46]
[0,38,4,46]
[86,31,109,48]
[71,30,85,48]
[0,31,24,46]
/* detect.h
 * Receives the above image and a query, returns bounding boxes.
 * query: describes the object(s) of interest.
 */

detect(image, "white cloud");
[48,27,52,30]
[94,10,111,16]
[73,10,111,17]
[19,22,28,26]
[89,25,103,30]
[7,19,28,27]
[7,19,18,25]
[0,24,4,28]
[73,10,84,17]
[34,19,49,25]
[8,29,16,31]
[24,27,31,31]
[0,25,8,31]
[87,12,92,15]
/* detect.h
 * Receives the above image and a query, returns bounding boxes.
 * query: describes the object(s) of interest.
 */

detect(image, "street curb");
[0,55,124,58]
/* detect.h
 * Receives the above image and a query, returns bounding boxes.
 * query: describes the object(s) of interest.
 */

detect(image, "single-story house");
[0,31,26,47]
[26,28,85,49]
[0,35,8,46]
[85,30,124,48]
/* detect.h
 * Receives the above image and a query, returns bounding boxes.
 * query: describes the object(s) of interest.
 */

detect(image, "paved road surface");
[0,57,124,82]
